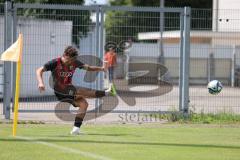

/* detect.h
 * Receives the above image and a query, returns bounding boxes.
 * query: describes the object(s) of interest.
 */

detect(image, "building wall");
[213,0,240,32]
[0,17,72,97]
[128,43,233,85]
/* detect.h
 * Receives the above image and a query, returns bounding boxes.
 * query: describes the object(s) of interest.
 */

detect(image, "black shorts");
[54,85,77,107]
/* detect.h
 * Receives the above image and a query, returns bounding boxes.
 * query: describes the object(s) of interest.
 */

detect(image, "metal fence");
[1,3,191,122]
[189,8,240,114]
[2,2,240,122]
[14,4,99,115]
[0,3,4,115]
[101,7,190,114]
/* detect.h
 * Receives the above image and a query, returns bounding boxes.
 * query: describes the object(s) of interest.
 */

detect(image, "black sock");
[74,117,83,128]
[95,90,106,98]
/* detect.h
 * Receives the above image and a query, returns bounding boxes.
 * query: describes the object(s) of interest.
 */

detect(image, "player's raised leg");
[74,84,116,99]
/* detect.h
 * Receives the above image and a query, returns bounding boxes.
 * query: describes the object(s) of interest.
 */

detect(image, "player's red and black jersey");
[44,57,84,92]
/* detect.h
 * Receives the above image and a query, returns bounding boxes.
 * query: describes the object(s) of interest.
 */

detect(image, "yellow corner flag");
[1,33,23,62]
[1,33,23,136]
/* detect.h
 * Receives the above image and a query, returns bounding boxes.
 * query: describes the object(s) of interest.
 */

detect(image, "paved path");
[1,86,240,123]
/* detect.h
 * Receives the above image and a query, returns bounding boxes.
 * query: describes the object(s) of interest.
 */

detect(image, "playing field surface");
[1,124,240,160]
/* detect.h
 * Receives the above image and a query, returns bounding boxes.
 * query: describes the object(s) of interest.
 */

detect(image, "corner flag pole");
[12,60,22,136]
[12,34,23,136]
[0,33,23,136]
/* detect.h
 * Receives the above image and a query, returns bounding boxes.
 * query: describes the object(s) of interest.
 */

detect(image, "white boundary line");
[15,136,113,160]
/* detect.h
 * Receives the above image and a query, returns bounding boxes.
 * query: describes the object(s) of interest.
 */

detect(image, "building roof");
[138,30,240,45]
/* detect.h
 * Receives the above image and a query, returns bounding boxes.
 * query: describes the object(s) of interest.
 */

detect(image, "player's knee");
[82,101,88,109]
[75,99,88,109]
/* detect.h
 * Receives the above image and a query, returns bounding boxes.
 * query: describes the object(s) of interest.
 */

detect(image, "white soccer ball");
[207,80,223,95]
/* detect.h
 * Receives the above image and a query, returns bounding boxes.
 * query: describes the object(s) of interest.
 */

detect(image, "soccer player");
[36,46,116,135]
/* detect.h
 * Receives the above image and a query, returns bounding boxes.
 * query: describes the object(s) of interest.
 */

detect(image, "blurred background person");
[104,47,117,82]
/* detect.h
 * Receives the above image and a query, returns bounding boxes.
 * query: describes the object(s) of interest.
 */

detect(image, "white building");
[213,0,240,32]
[0,17,72,97]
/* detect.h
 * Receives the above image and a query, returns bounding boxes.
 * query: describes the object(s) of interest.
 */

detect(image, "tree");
[105,0,212,43]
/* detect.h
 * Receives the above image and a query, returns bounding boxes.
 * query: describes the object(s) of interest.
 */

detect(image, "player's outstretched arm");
[36,66,46,92]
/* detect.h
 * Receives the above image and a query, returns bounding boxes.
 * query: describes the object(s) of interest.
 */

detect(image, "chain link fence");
[101,8,181,113]
[189,9,240,114]
[1,3,240,123]
[9,4,96,115]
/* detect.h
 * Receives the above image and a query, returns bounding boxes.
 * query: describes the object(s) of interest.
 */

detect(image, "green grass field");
[1,124,240,160]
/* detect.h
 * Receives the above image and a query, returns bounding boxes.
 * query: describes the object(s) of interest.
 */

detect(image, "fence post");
[3,0,13,119]
[181,7,191,116]
[231,45,236,87]
[179,12,184,112]
[95,6,100,119]
[208,53,215,81]
[12,3,17,113]
[98,5,104,111]
[158,0,165,80]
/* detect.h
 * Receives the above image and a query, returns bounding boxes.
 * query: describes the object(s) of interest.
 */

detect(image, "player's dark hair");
[63,46,78,58]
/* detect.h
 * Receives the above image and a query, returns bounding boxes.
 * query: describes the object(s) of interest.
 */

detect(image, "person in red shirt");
[36,46,116,135]
[104,47,117,82]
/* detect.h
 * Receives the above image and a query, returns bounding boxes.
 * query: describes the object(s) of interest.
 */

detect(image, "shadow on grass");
[46,133,139,137]
[1,138,240,150]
